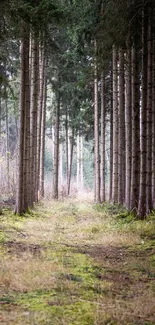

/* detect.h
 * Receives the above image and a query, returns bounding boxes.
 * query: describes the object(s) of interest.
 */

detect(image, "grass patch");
[0,199,155,325]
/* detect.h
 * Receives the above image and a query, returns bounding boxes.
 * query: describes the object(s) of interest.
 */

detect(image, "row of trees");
[93,0,155,217]
[1,0,154,217]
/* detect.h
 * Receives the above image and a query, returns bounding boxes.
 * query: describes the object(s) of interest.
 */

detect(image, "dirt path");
[0,199,155,325]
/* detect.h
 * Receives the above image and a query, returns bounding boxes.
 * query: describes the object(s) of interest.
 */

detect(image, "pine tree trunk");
[125,47,132,209]
[112,46,118,202]
[118,48,125,204]
[5,89,10,192]
[130,47,140,211]
[146,6,153,213]
[30,36,39,204]
[77,132,80,190]
[109,71,113,201]
[53,89,60,199]
[40,76,47,198]
[37,45,45,200]
[80,136,84,190]
[68,127,74,195]
[152,37,155,205]
[16,25,29,214]
[138,4,148,217]
[24,31,30,209]
[100,72,105,202]
[65,109,69,191]
[94,42,100,203]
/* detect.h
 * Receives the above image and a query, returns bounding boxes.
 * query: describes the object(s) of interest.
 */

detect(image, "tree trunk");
[109,71,113,201]
[68,127,74,195]
[130,47,140,211]
[37,45,45,200]
[40,76,47,197]
[152,37,155,205]
[30,35,39,204]
[118,48,125,204]
[5,89,10,192]
[94,41,100,203]
[65,109,69,191]
[100,72,105,202]
[80,136,84,190]
[112,46,118,202]
[77,132,80,190]
[53,90,60,199]
[146,6,153,213]
[125,46,132,209]
[15,24,30,214]
[138,4,148,217]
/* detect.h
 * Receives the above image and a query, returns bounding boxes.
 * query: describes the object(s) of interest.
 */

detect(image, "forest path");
[0,199,155,325]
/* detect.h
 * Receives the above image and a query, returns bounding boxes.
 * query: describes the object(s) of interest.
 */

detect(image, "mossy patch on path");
[0,199,155,325]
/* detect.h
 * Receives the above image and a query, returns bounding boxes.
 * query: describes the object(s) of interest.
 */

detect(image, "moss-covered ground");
[0,199,155,324]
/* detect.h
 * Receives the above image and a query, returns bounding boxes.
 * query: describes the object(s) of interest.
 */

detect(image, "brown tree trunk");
[125,46,132,209]
[138,4,148,217]
[112,46,118,202]
[40,76,47,197]
[68,127,74,195]
[15,24,30,214]
[146,6,153,213]
[118,48,125,204]
[130,47,140,211]
[109,71,113,201]
[30,35,39,204]
[37,45,45,200]
[53,89,60,199]
[94,41,100,203]
[100,72,105,202]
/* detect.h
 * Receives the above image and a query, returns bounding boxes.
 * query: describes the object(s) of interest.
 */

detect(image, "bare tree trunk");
[65,109,69,191]
[53,90,60,199]
[68,127,74,195]
[112,46,118,202]
[109,71,113,201]
[138,4,148,217]
[24,31,30,209]
[94,41,100,203]
[37,45,45,200]
[125,46,131,209]
[152,37,155,205]
[30,36,39,204]
[77,132,80,190]
[100,72,105,202]
[40,76,47,197]
[5,89,10,192]
[80,136,84,190]
[130,47,140,211]
[118,48,125,204]
[15,25,30,214]
[146,6,153,213]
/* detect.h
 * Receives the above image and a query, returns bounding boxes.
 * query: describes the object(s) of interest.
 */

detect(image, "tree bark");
[53,89,60,199]
[125,46,132,209]
[118,48,125,204]
[130,47,140,211]
[40,76,47,197]
[112,46,118,202]
[94,41,100,203]
[15,24,30,214]
[30,35,39,204]
[146,6,153,213]
[138,4,148,217]
[100,72,105,202]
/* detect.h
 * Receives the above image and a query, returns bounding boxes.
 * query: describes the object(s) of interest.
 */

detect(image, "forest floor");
[0,198,155,325]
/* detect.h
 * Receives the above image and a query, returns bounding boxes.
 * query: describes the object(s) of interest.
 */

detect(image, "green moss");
[0,230,6,243]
